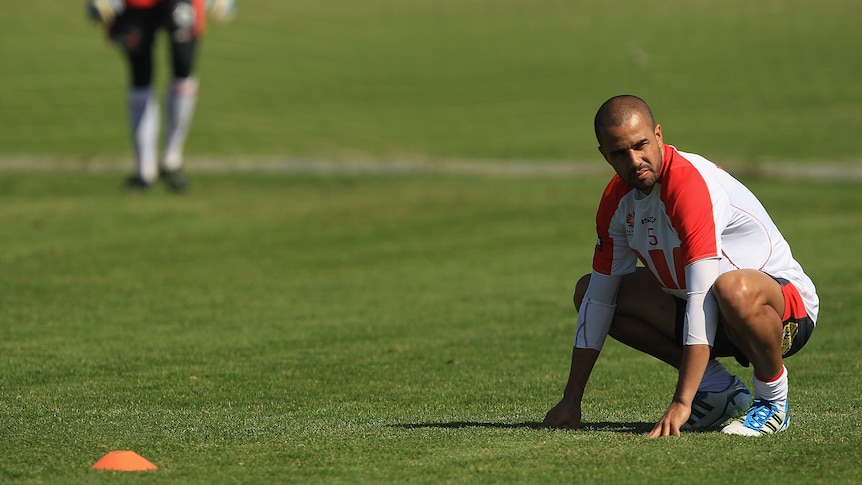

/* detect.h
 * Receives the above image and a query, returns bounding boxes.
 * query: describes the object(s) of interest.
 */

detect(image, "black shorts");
[673,277,815,367]
[111,0,202,84]
[112,0,202,47]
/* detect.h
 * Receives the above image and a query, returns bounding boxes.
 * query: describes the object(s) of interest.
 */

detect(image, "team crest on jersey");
[625,212,635,228]
[596,235,604,251]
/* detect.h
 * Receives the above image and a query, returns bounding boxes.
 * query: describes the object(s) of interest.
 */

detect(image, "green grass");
[1,1,860,482]
[0,173,860,483]
[2,0,862,164]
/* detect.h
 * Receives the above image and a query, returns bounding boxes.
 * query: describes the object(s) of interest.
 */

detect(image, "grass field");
[1,0,861,483]
[1,173,860,483]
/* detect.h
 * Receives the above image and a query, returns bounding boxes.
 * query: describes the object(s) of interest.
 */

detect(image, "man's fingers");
[646,421,680,438]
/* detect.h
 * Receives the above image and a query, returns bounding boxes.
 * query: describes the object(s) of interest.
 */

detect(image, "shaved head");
[594,95,656,146]
[593,95,665,194]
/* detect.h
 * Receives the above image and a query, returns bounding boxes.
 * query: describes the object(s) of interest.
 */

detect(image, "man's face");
[597,114,664,194]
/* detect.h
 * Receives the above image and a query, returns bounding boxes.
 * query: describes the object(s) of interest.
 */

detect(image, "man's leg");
[575,268,749,429]
[162,77,197,173]
[713,269,786,377]
[128,87,159,185]
[575,268,683,367]
[114,8,160,188]
[159,0,200,192]
[712,269,791,436]
[575,269,740,389]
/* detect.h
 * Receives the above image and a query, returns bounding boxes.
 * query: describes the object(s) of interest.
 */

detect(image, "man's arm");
[543,272,621,429]
[647,343,710,437]
[647,258,720,437]
[541,347,600,429]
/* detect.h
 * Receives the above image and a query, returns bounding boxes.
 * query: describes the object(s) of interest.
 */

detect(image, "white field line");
[1,156,861,181]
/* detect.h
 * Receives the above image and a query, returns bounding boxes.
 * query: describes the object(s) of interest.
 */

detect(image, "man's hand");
[87,0,124,24]
[207,0,237,23]
[542,347,599,430]
[540,398,582,430]
[647,401,691,438]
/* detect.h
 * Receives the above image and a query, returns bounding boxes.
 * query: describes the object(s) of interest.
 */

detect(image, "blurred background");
[1,0,860,169]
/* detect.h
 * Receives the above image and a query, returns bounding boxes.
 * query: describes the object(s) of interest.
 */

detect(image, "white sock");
[129,87,159,183]
[753,366,788,410]
[162,77,198,172]
[698,359,734,393]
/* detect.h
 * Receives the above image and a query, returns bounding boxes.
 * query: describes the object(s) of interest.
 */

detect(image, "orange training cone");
[91,450,158,471]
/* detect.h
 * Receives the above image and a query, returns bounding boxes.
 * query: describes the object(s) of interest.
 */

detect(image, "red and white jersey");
[123,0,208,34]
[125,0,162,7]
[584,145,818,347]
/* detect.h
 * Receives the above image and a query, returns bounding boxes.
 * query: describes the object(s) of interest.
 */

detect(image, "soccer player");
[541,95,818,437]
[89,0,234,192]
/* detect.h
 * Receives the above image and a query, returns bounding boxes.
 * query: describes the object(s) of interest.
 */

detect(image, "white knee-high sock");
[753,365,788,410]
[129,87,159,183]
[698,359,734,392]
[162,77,198,172]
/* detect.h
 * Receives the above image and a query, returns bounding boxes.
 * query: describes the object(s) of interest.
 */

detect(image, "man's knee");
[573,273,591,311]
[713,270,774,326]
[713,272,751,309]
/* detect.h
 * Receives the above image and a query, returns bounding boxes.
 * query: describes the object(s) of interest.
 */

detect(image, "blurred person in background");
[88,0,235,192]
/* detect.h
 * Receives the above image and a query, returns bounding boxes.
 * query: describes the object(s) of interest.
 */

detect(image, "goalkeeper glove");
[207,0,236,23]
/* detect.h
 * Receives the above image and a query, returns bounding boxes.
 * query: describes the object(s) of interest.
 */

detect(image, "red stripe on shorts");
[780,281,807,322]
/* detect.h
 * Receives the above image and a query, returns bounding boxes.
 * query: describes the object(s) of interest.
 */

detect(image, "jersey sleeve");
[660,156,725,266]
[683,258,720,346]
[593,177,638,276]
[574,271,621,350]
